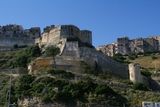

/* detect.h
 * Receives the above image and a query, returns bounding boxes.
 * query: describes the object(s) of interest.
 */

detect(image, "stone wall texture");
[128,63,143,83]
[79,47,129,78]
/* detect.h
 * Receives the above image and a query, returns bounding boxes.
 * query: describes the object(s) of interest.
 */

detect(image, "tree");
[95,85,113,95]
[29,45,41,57]
[133,83,149,91]
[45,46,60,57]
[15,55,28,67]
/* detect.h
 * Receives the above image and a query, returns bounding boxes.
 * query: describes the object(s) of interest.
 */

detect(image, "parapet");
[80,30,92,45]
[60,25,80,39]
[0,24,41,49]
[39,24,93,47]
[43,25,55,32]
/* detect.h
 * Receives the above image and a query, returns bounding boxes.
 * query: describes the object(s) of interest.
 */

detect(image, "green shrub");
[112,54,129,63]
[8,45,41,68]
[14,55,28,67]
[15,75,36,97]
[128,54,137,60]
[95,85,113,95]
[45,46,60,57]
[47,69,75,79]
[29,45,41,57]
[141,71,152,77]
[133,83,149,91]
[42,94,53,103]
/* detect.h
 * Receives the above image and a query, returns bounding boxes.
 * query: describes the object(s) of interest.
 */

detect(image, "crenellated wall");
[60,25,80,39]
[37,25,93,49]
[0,37,34,47]
[80,30,92,44]
[0,24,41,50]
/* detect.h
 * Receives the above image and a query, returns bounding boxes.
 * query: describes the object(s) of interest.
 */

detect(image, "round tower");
[79,30,92,45]
[60,25,80,39]
[128,63,143,83]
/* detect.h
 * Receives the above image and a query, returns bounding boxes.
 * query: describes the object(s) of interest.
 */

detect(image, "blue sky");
[0,0,160,46]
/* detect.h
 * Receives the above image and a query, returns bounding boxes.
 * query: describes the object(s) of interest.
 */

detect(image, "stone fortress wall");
[34,24,129,78]
[0,24,40,50]
[79,47,128,78]
[0,24,129,79]
[36,25,92,47]
[1,24,159,88]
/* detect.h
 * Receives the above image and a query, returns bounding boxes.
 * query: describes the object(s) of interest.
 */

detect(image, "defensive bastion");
[0,24,40,50]
[33,25,129,78]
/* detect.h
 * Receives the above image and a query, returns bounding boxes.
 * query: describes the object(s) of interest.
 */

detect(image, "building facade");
[97,36,160,56]
[97,43,117,57]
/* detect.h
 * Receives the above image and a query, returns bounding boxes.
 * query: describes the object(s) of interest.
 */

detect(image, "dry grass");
[130,55,160,70]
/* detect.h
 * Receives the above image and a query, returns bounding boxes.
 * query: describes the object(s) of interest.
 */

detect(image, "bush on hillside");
[128,54,138,60]
[47,69,75,79]
[141,70,152,77]
[44,46,60,57]
[133,83,149,91]
[112,53,130,64]
[9,45,41,68]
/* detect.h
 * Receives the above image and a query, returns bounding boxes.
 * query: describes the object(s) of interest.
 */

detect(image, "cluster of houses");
[97,36,160,56]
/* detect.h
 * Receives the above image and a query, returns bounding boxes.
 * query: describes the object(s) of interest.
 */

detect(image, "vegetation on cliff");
[7,73,127,107]
[0,48,160,107]
[0,45,41,68]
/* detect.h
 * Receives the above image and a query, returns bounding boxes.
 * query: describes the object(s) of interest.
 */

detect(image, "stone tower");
[128,63,143,83]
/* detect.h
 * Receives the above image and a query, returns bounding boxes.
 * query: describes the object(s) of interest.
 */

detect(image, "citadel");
[0,24,128,78]
[0,24,158,86]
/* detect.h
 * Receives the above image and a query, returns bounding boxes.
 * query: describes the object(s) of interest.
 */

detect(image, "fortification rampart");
[37,25,92,48]
[80,30,92,45]
[0,37,34,47]
[60,25,80,39]
[0,24,40,50]
[79,47,129,78]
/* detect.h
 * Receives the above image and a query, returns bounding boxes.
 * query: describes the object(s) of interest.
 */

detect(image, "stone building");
[117,37,130,55]
[114,37,159,55]
[0,24,40,50]
[36,25,92,56]
[96,43,116,57]
[98,36,160,57]
[152,36,160,51]
[128,63,143,83]
[36,25,92,47]
[144,37,159,52]
[33,25,129,78]
[133,38,145,53]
